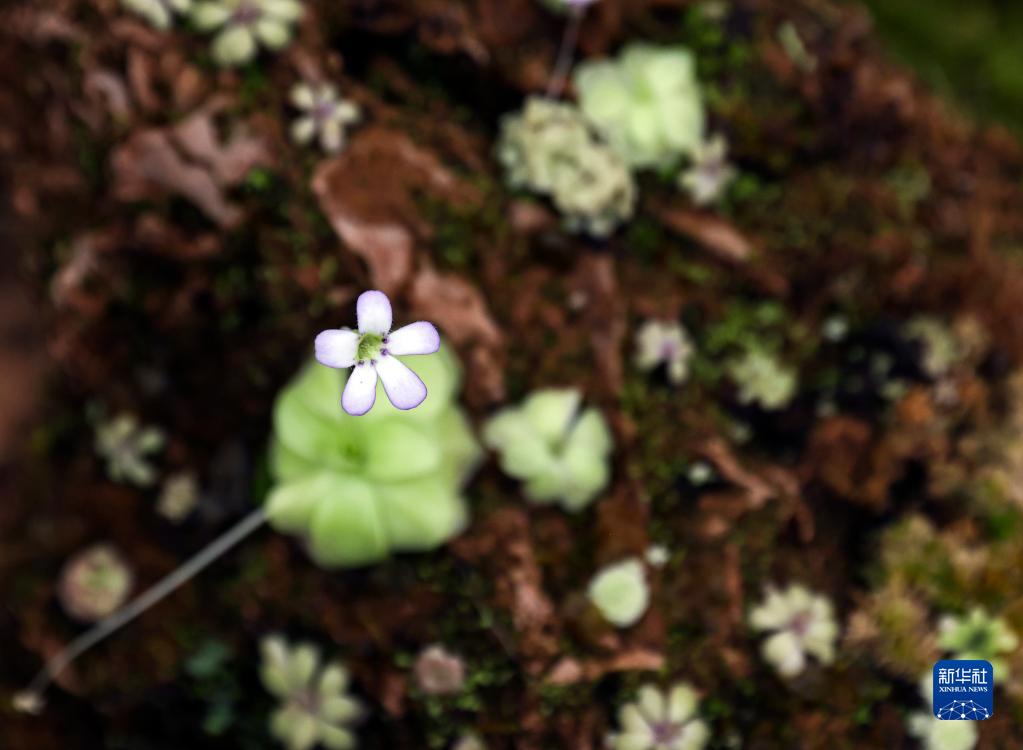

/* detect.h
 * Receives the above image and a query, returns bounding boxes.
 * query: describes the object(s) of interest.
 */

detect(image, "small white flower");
[645,544,670,567]
[635,320,694,385]
[609,683,710,750]
[686,462,714,485]
[192,0,303,67]
[157,471,200,522]
[260,635,361,750]
[413,644,465,696]
[678,134,736,206]
[290,82,361,154]
[122,0,192,29]
[906,713,977,750]
[315,290,440,416]
[749,584,838,678]
[587,557,650,628]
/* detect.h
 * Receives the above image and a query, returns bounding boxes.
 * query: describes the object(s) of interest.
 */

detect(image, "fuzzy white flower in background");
[413,644,465,696]
[749,584,838,678]
[587,557,650,628]
[157,470,200,522]
[122,0,191,29]
[192,0,303,67]
[260,635,361,750]
[290,83,361,154]
[635,320,694,385]
[315,290,440,416]
[645,544,670,568]
[678,135,736,206]
[95,413,165,487]
[906,672,978,750]
[608,682,710,750]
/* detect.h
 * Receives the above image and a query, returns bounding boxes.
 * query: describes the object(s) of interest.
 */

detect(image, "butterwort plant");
[14,290,460,714]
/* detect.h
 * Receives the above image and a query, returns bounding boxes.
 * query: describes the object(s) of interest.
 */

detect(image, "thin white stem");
[14,508,268,713]
[545,6,586,99]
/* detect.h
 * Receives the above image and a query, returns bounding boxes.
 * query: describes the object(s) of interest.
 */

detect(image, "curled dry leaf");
[696,437,812,541]
[545,648,663,686]
[111,102,271,228]
[312,125,482,295]
[410,265,505,403]
[653,203,754,263]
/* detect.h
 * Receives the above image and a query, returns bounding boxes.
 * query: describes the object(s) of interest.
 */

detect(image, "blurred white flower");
[678,135,736,206]
[290,82,361,154]
[635,320,694,385]
[749,584,838,678]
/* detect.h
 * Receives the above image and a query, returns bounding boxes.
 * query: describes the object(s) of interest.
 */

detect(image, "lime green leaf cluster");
[574,43,705,169]
[938,607,1019,676]
[587,557,650,628]
[496,97,636,237]
[265,345,481,568]
[483,388,613,512]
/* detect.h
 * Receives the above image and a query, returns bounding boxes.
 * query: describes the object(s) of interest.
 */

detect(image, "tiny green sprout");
[635,320,694,386]
[574,43,705,170]
[413,644,465,696]
[587,557,650,628]
[191,0,303,67]
[749,584,838,678]
[58,544,134,623]
[483,388,613,512]
[496,97,636,237]
[94,413,165,487]
[678,134,736,207]
[261,635,361,750]
[157,470,200,522]
[609,682,710,750]
[906,673,978,750]
[290,82,361,154]
[726,348,797,411]
[938,607,1019,676]
[122,0,191,29]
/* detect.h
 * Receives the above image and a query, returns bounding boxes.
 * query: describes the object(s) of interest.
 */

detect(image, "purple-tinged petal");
[342,362,378,415]
[375,355,427,410]
[386,322,440,356]
[356,290,392,335]
[315,328,359,369]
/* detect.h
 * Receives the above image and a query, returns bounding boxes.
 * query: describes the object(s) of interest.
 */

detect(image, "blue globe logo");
[936,699,990,721]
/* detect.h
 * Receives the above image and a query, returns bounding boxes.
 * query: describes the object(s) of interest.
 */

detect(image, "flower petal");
[212,25,256,67]
[375,355,427,410]
[386,321,440,356]
[315,329,359,369]
[342,362,378,416]
[320,118,344,153]
[356,290,392,335]
[290,116,316,145]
